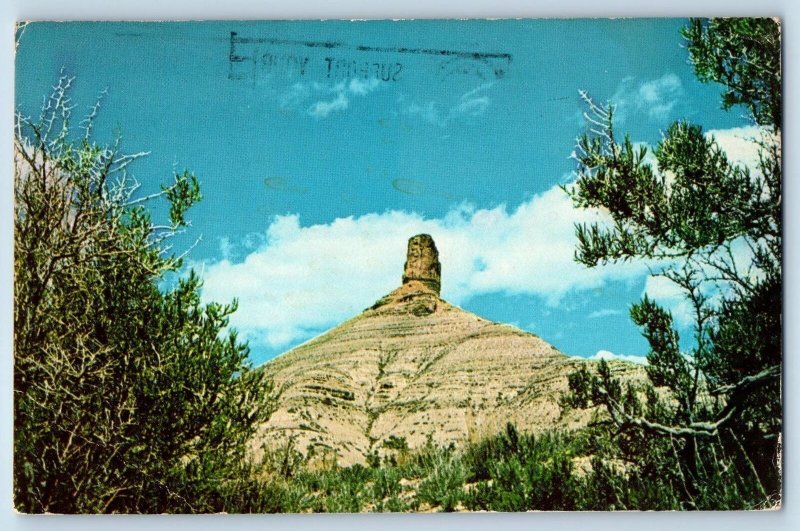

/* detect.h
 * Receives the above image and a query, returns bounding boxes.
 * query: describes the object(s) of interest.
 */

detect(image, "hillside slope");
[252,235,639,465]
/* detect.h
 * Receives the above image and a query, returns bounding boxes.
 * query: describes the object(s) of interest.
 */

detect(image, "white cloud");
[404,100,444,126]
[219,236,233,261]
[308,92,349,118]
[587,308,623,319]
[348,78,380,96]
[198,122,769,354]
[589,350,648,365]
[638,74,683,120]
[280,82,311,109]
[611,73,684,123]
[402,82,494,126]
[306,78,381,119]
[196,185,651,350]
[453,82,492,116]
[706,125,772,173]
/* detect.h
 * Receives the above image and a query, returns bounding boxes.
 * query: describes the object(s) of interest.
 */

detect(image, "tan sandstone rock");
[252,234,642,466]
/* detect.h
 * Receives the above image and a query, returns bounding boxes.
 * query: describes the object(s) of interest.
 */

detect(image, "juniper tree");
[562,18,781,509]
[14,77,274,513]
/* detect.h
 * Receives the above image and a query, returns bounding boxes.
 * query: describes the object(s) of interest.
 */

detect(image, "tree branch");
[598,363,780,438]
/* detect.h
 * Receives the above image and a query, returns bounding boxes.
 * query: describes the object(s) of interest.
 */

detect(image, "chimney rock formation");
[402,234,441,294]
[254,233,647,466]
[372,234,442,315]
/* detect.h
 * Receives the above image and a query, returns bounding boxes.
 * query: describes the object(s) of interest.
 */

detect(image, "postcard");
[13,18,782,513]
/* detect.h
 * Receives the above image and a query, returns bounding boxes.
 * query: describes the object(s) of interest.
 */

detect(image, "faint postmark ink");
[228,32,512,83]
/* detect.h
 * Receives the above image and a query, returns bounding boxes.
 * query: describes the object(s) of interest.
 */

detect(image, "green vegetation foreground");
[222,422,772,512]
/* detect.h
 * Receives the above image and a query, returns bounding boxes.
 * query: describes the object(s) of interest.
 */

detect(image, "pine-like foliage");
[562,18,781,509]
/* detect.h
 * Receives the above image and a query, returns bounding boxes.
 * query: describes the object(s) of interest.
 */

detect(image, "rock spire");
[402,234,441,295]
[370,234,442,314]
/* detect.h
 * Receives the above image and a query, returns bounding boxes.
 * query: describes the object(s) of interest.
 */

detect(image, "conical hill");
[253,234,639,465]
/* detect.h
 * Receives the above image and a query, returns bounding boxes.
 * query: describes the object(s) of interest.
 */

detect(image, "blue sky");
[16,19,756,365]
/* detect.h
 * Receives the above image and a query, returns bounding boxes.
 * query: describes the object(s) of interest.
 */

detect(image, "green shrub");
[416,449,466,511]
[14,78,274,514]
[371,467,402,501]
[383,435,409,451]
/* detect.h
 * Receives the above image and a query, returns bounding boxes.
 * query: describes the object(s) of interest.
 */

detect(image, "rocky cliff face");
[253,234,640,466]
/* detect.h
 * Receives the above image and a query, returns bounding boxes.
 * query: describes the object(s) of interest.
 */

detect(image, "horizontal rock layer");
[253,290,641,466]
